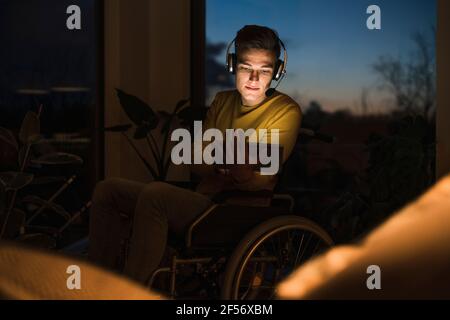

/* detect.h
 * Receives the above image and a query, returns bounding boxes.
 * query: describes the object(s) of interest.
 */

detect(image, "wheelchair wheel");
[221,215,333,300]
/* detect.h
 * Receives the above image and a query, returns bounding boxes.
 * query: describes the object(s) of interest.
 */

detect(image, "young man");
[89,25,302,284]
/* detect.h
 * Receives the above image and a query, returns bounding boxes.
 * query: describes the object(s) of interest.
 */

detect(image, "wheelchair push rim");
[221,215,334,300]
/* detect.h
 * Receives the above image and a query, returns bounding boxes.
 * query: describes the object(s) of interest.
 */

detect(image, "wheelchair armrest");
[184,202,288,249]
[185,204,220,248]
[183,190,274,248]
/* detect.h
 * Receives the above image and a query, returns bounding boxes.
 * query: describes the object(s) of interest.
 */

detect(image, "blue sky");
[206,0,436,113]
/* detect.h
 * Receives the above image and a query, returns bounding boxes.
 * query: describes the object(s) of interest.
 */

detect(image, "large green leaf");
[0,127,18,151]
[116,89,158,129]
[159,111,172,135]
[134,124,152,140]
[177,105,208,126]
[159,99,190,135]
[0,172,34,191]
[174,98,190,114]
[19,111,40,145]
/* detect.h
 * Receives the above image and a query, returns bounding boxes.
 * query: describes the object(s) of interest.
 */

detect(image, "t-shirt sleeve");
[264,103,302,164]
[203,92,222,131]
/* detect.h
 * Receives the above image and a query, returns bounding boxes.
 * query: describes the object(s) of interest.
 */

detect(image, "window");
[205,0,436,115]
[205,0,437,239]
[0,0,102,202]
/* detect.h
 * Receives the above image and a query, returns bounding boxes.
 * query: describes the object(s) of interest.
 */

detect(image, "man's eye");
[239,66,251,72]
[261,70,272,75]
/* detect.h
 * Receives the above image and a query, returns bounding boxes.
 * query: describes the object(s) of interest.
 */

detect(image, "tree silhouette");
[372,30,436,120]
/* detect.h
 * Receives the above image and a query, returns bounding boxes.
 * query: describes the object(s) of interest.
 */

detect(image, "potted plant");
[105,89,207,181]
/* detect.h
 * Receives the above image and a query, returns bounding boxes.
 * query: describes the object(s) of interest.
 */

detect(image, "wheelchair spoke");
[267,235,283,268]
[238,265,258,299]
[269,236,278,261]
[294,232,305,266]
[312,238,323,256]
[230,220,333,300]
[276,233,284,263]
[263,237,281,268]
[297,232,313,264]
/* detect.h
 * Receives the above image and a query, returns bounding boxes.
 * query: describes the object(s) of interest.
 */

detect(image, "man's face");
[235,48,276,107]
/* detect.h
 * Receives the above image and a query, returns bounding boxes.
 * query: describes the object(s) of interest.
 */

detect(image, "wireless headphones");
[225,36,288,81]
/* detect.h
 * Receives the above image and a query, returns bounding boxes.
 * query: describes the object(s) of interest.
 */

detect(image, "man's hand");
[195,169,232,195]
[226,136,256,184]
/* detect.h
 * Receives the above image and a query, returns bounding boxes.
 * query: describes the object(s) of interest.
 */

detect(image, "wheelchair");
[147,129,335,300]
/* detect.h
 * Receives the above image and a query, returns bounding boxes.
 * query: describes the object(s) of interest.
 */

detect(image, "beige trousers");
[88,178,212,284]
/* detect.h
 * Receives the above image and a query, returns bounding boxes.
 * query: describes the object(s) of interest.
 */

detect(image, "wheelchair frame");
[147,194,333,299]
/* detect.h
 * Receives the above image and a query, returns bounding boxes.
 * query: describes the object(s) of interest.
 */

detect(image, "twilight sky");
[206,0,436,114]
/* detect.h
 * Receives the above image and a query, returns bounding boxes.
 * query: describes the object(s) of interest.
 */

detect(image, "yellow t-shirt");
[198,89,302,192]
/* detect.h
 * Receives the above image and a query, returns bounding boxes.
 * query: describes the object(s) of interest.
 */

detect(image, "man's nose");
[249,70,259,81]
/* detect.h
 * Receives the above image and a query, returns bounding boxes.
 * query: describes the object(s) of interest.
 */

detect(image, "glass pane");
[206,0,437,241]
[0,0,100,246]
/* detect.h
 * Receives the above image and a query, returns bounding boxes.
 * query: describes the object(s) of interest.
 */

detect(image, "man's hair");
[235,25,281,60]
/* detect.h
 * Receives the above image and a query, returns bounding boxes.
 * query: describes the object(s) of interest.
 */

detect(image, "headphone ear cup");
[227,53,237,74]
[273,59,284,81]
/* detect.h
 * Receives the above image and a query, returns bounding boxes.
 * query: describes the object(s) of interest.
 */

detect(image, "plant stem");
[160,100,189,180]
[159,100,189,180]
[121,132,159,180]
[160,114,177,180]
[146,134,162,178]
[0,191,17,239]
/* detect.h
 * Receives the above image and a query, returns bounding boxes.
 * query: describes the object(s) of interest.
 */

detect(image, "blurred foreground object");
[277,174,450,299]
[0,242,163,299]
